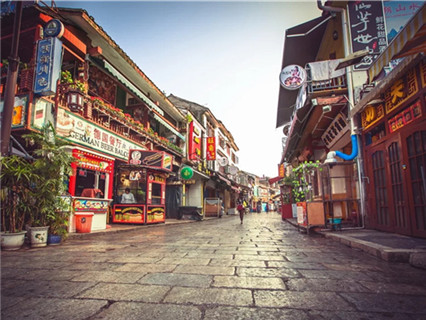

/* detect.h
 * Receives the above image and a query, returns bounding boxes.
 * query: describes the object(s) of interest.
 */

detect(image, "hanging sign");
[34,37,62,95]
[180,166,194,180]
[279,65,306,90]
[206,136,216,160]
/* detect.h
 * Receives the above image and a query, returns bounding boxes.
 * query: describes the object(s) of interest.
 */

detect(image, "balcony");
[305,61,348,98]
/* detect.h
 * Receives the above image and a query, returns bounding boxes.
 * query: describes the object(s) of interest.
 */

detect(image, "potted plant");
[23,123,74,247]
[0,155,35,250]
[47,195,72,245]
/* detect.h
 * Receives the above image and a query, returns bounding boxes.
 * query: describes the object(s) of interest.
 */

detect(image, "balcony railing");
[305,63,347,97]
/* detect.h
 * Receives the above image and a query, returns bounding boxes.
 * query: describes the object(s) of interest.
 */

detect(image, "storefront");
[113,150,173,224]
[67,147,115,232]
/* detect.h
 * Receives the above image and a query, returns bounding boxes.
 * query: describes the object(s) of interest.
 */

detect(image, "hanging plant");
[291,160,321,202]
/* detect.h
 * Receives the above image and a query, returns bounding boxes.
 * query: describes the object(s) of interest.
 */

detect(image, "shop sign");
[348,1,387,70]
[56,107,144,160]
[114,204,145,223]
[279,163,285,177]
[34,37,62,95]
[384,67,418,114]
[32,98,54,129]
[206,136,216,160]
[361,103,385,130]
[147,206,165,223]
[321,113,349,148]
[73,149,113,173]
[180,166,194,180]
[189,121,202,160]
[421,60,426,88]
[74,199,109,213]
[128,150,173,171]
[0,95,28,128]
[388,100,422,133]
[279,65,306,90]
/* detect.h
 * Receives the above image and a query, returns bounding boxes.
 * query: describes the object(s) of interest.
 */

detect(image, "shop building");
[1,4,186,231]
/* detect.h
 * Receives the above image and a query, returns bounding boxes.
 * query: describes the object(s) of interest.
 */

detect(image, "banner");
[206,136,216,160]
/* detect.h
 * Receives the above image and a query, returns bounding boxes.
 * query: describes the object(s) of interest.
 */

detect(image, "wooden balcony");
[305,64,348,98]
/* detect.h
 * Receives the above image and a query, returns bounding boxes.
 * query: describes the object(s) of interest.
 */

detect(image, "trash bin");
[74,212,94,233]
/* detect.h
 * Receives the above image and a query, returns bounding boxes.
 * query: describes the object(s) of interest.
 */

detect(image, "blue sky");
[57,1,322,177]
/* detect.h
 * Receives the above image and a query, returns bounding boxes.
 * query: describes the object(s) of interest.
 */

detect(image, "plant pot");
[47,234,62,245]
[27,226,49,248]
[1,231,27,251]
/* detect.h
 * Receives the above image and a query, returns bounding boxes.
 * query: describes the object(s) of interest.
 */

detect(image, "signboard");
[279,163,285,177]
[388,100,422,133]
[34,37,62,95]
[32,98,54,129]
[384,1,423,43]
[321,113,349,148]
[361,104,385,130]
[189,121,202,160]
[128,150,173,172]
[280,65,307,90]
[0,95,28,128]
[113,204,145,223]
[56,107,144,160]
[73,149,114,174]
[206,136,216,160]
[348,1,387,70]
[384,67,418,114]
[147,206,165,223]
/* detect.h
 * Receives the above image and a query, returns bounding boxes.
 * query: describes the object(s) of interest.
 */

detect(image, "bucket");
[74,212,94,233]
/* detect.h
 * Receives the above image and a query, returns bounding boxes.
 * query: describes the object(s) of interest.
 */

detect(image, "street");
[2,212,426,320]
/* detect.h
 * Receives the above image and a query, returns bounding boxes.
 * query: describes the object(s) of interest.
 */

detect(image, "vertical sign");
[278,163,285,177]
[348,1,387,70]
[34,37,62,95]
[206,136,216,160]
[188,121,202,160]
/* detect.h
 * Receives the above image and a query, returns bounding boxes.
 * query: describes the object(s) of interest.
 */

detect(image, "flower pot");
[1,231,27,251]
[27,226,49,248]
[47,234,62,245]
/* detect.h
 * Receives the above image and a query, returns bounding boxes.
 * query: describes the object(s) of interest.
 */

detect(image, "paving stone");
[237,266,300,278]
[286,278,371,292]
[115,263,177,273]
[358,281,426,295]
[298,269,375,281]
[340,292,426,314]
[1,297,107,320]
[213,275,286,289]
[308,310,420,320]
[76,283,170,302]
[107,256,161,263]
[60,262,124,271]
[204,306,310,320]
[70,270,147,283]
[156,257,211,266]
[174,265,235,275]
[164,287,252,306]
[92,302,202,320]
[139,272,212,287]
[254,290,355,310]
[208,259,266,268]
[234,254,286,261]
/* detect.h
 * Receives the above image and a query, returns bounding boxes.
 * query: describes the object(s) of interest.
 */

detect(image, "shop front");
[67,147,115,232]
[113,150,172,224]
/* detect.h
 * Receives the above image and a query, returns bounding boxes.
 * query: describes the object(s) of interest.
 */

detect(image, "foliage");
[291,160,322,203]
[0,155,36,232]
[22,123,75,228]
[61,70,87,93]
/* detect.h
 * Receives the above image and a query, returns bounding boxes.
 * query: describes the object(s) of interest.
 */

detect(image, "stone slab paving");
[2,212,426,320]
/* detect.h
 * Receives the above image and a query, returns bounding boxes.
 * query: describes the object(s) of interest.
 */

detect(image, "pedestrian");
[121,187,136,203]
[237,199,245,224]
[266,203,269,213]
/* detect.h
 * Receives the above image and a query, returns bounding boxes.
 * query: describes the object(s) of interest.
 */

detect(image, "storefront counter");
[69,197,111,232]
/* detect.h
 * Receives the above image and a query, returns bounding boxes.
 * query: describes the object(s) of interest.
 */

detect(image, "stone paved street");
[2,212,426,319]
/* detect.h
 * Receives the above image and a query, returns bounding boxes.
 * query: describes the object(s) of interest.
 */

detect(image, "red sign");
[206,136,216,160]
[188,121,202,160]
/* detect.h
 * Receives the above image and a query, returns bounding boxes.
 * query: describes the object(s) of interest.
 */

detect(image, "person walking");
[237,199,245,224]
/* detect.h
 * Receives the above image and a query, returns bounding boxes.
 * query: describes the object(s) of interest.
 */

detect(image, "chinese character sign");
[34,37,63,95]
[188,121,202,161]
[348,1,387,70]
[206,136,216,160]
[278,163,285,177]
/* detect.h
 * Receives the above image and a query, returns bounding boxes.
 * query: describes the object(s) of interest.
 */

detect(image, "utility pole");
[1,1,23,156]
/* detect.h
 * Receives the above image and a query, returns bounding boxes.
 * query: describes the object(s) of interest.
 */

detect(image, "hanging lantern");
[67,89,84,114]
[180,166,194,180]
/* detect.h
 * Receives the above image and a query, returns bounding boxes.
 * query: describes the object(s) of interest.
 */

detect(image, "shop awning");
[269,176,283,184]
[368,4,425,81]
[153,113,186,141]
[276,14,331,128]
[88,56,164,116]
[214,173,231,186]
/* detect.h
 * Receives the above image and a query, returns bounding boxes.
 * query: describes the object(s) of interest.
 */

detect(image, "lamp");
[67,89,84,113]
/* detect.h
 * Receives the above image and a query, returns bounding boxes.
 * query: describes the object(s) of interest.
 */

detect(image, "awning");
[88,56,164,115]
[153,113,186,141]
[368,4,426,81]
[269,176,283,184]
[350,53,423,117]
[276,14,332,128]
[214,173,231,186]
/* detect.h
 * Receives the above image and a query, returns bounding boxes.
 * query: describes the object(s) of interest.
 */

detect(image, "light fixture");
[67,90,84,114]
[322,105,332,113]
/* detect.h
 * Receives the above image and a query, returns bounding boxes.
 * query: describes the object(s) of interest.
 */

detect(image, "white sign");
[279,65,307,90]
[56,107,145,160]
[321,113,349,148]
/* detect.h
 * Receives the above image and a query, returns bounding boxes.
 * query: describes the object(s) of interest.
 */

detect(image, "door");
[365,134,411,234]
[401,123,426,238]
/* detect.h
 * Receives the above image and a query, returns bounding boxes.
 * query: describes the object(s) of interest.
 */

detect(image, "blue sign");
[34,37,63,95]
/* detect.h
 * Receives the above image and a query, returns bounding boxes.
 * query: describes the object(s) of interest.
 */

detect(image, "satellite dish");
[228,165,238,175]
[217,157,228,167]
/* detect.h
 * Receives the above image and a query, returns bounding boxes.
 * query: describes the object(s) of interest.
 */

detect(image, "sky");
[56,0,322,177]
